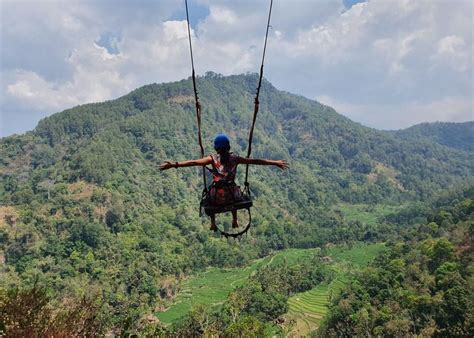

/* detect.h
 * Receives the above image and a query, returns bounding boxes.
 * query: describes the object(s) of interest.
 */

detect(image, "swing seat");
[201,182,252,216]
[202,195,253,215]
[201,188,253,238]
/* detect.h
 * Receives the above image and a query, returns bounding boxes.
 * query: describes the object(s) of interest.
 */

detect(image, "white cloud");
[432,35,469,72]
[162,20,189,40]
[317,94,474,129]
[6,62,126,112]
[209,6,238,25]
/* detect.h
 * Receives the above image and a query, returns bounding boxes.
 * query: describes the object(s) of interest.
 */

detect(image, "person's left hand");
[159,161,175,171]
[276,160,289,170]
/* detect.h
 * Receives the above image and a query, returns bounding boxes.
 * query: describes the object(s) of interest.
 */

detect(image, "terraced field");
[156,247,319,325]
[285,243,385,336]
[286,277,346,335]
[157,202,393,331]
[156,243,385,330]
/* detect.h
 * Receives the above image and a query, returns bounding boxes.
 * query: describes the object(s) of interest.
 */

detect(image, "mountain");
[19,72,474,201]
[391,121,474,152]
[1,72,473,330]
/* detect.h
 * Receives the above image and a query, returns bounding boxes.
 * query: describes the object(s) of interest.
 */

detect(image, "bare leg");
[232,210,238,228]
[210,214,217,231]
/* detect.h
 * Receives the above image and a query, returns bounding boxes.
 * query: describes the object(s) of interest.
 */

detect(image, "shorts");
[208,184,243,206]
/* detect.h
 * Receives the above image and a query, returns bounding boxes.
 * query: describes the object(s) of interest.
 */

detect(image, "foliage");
[156,248,319,325]
[392,121,474,153]
[0,283,106,337]
[319,193,474,337]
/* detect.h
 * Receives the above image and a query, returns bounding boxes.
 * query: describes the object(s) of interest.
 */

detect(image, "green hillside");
[391,121,474,153]
[1,73,473,334]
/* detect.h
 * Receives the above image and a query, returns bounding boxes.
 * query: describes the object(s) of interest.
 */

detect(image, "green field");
[156,248,319,325]
[285,243,386,336]
[334,203,402,226]
[327,242,387,267]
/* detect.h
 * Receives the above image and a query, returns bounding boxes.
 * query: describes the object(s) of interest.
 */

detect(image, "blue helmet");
[214,133,230,151]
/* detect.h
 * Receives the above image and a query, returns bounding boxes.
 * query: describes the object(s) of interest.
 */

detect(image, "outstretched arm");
[238,157,289,170]
[160,156,213,171]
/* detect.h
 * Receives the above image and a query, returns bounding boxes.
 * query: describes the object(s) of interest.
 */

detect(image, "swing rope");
[185,0,273,238]
[244,0,273,193]
[185,0,207,193]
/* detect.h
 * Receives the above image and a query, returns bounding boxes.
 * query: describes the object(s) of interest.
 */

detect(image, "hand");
[159,161,175,171]
[276,160,289,170]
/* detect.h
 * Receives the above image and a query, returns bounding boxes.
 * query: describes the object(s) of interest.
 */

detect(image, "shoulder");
[231,153,243,164]
[209,153,218,164]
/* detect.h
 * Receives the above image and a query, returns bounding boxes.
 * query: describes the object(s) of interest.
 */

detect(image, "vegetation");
[156,248,318,325]
[391,121,474,153]
[0,283,106,336]
[168,248,331,336]
[319,189,474,336]
[0,73,472,334]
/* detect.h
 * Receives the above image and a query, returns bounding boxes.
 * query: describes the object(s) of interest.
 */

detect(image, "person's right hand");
[159,161,174,171]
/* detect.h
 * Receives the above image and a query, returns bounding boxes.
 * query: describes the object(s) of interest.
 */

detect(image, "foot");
[210,224,218,231]
[232,220,239,229]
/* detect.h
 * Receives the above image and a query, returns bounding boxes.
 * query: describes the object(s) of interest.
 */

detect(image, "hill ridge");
[390,120,474,153]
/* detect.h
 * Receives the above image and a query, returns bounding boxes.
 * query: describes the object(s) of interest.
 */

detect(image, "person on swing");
[160,133,289,231]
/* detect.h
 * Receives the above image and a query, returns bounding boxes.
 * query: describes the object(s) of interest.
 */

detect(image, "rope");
[185,0,207,192]
[244,0,273,189]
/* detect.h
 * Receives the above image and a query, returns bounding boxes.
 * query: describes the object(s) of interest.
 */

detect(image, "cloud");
[5,39,129,111]
[267,0,473,128]
[432,35,469,72]
[0,1,185,136]
[317,94,473,130]
[0,0,473,136]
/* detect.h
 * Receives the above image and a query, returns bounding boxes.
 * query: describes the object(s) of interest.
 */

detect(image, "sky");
[0,0,473,137]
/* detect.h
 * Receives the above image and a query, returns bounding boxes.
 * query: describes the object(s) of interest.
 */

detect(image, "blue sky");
[1,0,472,136]
[343,0,366,9]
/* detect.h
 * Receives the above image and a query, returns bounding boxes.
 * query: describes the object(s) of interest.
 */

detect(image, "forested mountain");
[1,73,473,334]
[391,121,474,153]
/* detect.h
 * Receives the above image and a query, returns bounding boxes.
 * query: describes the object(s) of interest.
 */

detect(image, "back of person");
[209,152,242,205]
[210,152,239,184]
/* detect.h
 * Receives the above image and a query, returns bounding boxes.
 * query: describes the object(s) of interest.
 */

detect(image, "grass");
[156,247,319,325]
[280,202,398,335]
[327,242,386,267]
[334,203,402,226]
[285,243,386,336]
